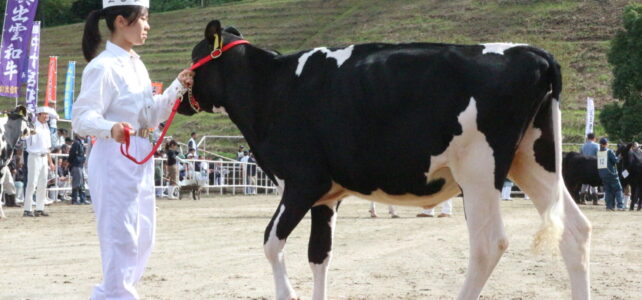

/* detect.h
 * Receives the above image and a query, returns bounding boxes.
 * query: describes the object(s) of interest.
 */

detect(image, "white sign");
[597,151,607,169]
[585,97,594,136]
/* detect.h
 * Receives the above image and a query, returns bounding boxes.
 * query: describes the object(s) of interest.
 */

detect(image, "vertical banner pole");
[45,56,58,107]
[585,97,594,136]
[64,61,76,120]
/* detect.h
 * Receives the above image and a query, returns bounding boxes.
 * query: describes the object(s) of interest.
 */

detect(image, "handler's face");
[119,12,150,46]
[37,113,48,123]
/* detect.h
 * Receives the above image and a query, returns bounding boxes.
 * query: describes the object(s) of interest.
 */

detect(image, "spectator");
[580,133,599,204]
[237,145,245,160]
[597,138,624,211]
[246,152,257,194]
[369,202,399,218]
[68,134,88,204]
[52,128,68,149]
[165,140,181,199]
[417,198,453,217]
[188,132,198,158]
[23,106,55,217]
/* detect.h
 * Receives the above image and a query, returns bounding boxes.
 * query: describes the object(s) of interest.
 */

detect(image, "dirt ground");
[1,194,640,300]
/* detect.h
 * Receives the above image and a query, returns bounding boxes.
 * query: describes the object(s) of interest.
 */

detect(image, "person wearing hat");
[597,137,624,211]
[22,106,55,217]
[71,0,194,299]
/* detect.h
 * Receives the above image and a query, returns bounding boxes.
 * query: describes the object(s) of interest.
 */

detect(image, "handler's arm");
[72,65,119,139]
[146,69,192,127]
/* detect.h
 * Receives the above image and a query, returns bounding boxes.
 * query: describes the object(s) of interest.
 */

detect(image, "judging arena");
[1,195,640,299]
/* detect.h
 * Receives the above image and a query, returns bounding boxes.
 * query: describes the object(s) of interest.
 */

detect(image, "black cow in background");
[617,143,642,210]
[0,106,34,218]
[562,151,601,205]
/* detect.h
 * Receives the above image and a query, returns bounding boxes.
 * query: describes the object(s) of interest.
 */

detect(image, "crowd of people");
[0,125,266,217]
[580,133,642,211]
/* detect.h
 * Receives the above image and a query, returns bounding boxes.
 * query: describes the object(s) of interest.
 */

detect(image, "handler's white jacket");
[72,41,185,138]
[71,41,186,299]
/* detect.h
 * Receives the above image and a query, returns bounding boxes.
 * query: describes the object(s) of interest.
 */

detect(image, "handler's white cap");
[35,106,48,114]
[103,0,149,9]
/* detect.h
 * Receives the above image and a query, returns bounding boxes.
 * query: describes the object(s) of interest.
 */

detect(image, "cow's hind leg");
[510,100,591,300]
[309,201,339,300]
[264,182,330,300]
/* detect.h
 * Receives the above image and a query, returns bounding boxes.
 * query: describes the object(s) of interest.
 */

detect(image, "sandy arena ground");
[1,194,640,300]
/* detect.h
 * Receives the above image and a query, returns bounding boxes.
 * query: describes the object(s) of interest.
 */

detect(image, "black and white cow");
[178,21,592,299]
[0,106,34,218]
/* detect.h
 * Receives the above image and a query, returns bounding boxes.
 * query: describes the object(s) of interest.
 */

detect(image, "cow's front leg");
[264,181,330,300]
[309,201,339,300]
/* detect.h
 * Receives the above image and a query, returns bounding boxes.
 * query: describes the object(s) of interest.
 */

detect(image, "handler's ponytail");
[82,6,147,62]
[82,9,103,62]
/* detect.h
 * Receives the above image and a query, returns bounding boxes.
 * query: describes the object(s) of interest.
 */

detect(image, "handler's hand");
[178,69,195,89]
[49,162,55,171]
[111,122,133,144]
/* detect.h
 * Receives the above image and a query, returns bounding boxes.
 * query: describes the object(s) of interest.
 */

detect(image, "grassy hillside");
[10,0,631,154]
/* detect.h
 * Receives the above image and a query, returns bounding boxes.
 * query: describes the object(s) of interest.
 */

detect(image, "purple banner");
[0,0,39,97]
[24,20,39,114]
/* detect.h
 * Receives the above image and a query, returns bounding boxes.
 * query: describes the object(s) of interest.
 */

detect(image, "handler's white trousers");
[89,137,155,300]
[24,153,48,211]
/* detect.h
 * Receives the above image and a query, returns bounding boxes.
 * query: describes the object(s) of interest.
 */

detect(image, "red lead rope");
[120,39,250,165]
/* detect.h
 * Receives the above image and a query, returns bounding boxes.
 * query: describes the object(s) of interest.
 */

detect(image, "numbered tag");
[597,151,608,169]
[622,169,629,178]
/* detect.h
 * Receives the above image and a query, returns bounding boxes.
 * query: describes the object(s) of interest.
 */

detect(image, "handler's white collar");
[106,41,140,59]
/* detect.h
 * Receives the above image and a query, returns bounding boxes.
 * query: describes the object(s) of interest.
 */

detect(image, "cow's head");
[177,20,246,116]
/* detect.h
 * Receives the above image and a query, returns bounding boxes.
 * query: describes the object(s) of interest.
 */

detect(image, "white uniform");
[24,120,51,212]
[72,41,185,300]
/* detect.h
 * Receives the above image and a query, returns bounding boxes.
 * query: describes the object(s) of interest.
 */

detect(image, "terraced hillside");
[15,0,632,153]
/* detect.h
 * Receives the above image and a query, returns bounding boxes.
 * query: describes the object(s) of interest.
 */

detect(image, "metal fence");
[43,153,278,201]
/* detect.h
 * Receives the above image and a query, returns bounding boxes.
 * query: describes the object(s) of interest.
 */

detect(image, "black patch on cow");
[308,205,334,264]
[532,97,556,173]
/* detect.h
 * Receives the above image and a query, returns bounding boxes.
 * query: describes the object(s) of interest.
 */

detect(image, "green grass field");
[4,0,628,154]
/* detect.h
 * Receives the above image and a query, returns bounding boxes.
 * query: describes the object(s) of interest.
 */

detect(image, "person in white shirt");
[23,107,55,217]
[416,198,453,218]
[187,131,198,158]
[72,1,193,299]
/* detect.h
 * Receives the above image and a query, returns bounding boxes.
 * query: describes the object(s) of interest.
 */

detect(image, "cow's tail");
[533,53,565,255]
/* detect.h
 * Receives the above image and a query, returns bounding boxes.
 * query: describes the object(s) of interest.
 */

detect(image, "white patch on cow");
[295,45,354,77]
[481,43,528,55]
[310,203,337,300]
[264,204,297,299]
[310,256,331,300]
[448,97,496,188]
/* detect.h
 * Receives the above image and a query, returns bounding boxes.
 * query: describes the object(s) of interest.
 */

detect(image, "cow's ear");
[15,105,26,116]
[205,20,222,47]
[224,26,243,38]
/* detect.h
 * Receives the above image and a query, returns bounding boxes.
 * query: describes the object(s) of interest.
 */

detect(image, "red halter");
[120,39,250,165]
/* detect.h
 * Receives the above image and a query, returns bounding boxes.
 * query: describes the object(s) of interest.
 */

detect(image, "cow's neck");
[221,46,281,150]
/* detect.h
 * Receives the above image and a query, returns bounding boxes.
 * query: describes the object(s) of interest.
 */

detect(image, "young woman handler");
[72,1,193,298]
